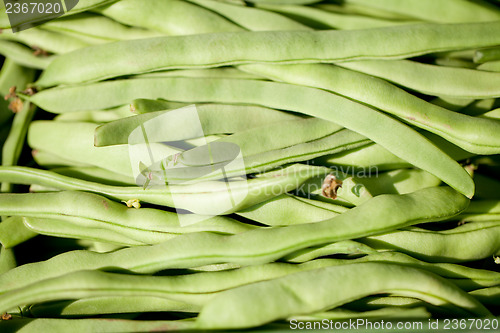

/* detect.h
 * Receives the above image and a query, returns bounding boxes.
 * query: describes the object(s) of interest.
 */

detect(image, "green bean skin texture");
[0,260,342,313]
[0,318,196,333]
[0,28,90,54]
[40,12,163,43]
[0,216,37,249]
[474,46,500,64]
[478,60,500,73]
[196,263,490,329]
[96,0,242,36]
[337,59,500,99]
[0,191,255,245]
[0,164,328,215]
[28,77,475,198]
[94,104,303,146]
[240,63,500,155]
[342,0,500,23]
[188,0,310,31]
[361,221,500,263]
[0,58,35,97]
[35,21,500,87]
[0,187,468,293]
[0,246,16,275]
[28,296,200,317]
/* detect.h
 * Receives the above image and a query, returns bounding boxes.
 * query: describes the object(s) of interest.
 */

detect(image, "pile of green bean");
[1,0,500,331]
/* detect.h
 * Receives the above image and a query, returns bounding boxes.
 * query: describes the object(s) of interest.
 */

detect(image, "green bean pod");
[337,60,500,99]
[196,262,490,329]
[341,0,500,23]
[0,186,468,293]
[0,164,329,214]
[361,221,500,263]
[474,46,500,64]
[0,246,15,275]
[0,40,54,69]
[0,191,255,242]
[240,63,500,154]
[478,60,500,72]
[27,77,475,197]
[36,21,500,87]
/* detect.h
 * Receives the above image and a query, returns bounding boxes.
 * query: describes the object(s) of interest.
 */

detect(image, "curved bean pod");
[361,221,500,263]
[133,67,264,80]
[452,200,500,223]
[341,0,500,23]
[0,186,469,292]
[94,103,303,146]
[51,166,135,186]
[0,216,37,249]
[337,60,500,99]
[1,102,36,192]
[470,286,500,306]
[96,0,241,36]
[32,149,90,169]
[256,3,418,30]
[0,40,54,69]
[0,190,255,239]
[0,0,118,30]
[0,58,35,97]
[35,21,500,87]
[196,262,490,329]
[0,27,90,54]
[0,164,328,214]
[240,63,500,154]
[478,60,500,72]
[28,296,199,317]
[27,77,475,197]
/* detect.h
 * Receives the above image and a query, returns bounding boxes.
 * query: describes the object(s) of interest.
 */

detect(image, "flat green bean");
[314,3,414,21]
[54,108,133,123]
[0,27,90,54]
[474,46,500,64]
[0,0,118,30]
[0,191,256,244]
[94,103,303,146]
[452,200,500,223]
[0,164,328,214]
[96,0,241,36]
[361,221,500,263]
[35,21,500,87]
[1,102,36,192]
[133,67,264,80]
[337,59,500,99]
[196,262,490,329]
[341,0,500,23]
[0,245,15,275]
[284,250,500,291]
[0,58,36,97]
[27,77,475,197]
[0,40,54,69]
[0,186,468,292]
[470,286,500,306]
[28,296,199,317]
[240,63,500,154]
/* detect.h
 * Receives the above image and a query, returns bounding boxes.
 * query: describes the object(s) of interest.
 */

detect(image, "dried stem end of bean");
[321,174,342,199]
[130,104,137,113]
[32,46,49,57]
[494,256,500,264]
[22,87,38,96]
[1,313,12,320]
[122,199,141,209]
[4,86,16,100]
